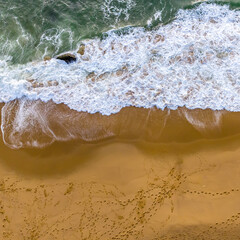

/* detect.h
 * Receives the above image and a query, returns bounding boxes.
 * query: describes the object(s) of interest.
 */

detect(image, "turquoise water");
[0,0,238,64]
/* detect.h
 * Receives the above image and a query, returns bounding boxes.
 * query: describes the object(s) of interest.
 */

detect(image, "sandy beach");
[1,101,240,239]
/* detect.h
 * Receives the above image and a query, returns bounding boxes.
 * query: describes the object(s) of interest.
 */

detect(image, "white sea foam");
[37,27,74,58]
[101,0,136,24]
[0,3,240,115]
[147,10,163,26]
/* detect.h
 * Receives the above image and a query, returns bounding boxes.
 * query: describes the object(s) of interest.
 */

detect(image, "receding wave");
[0,3,239,115]
[4,98,240,149]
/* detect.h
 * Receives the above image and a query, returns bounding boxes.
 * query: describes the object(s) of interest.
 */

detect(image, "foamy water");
[0,3,240,116]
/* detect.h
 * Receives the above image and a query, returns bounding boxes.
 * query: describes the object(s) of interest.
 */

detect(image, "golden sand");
[1,101,240,239]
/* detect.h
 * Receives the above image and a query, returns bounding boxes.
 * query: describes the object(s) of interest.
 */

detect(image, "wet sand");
[1,101,240,239]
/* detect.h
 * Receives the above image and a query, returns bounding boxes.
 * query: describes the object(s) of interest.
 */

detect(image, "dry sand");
[1,101,240,239]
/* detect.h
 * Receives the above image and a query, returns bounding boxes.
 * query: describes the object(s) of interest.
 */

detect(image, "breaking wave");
[0,3,239,115]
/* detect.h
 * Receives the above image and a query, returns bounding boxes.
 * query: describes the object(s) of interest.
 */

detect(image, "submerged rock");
[77,44,85,55]
[56,53,76,64]
[44,56,51,61]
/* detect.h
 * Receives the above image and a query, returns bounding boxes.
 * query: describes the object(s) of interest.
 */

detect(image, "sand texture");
[0,101,240,239]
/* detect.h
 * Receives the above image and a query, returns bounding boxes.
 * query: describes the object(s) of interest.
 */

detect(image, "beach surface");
[1,102,240,239]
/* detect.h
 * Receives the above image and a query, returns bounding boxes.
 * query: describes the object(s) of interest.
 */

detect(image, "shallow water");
[2,99,240,148]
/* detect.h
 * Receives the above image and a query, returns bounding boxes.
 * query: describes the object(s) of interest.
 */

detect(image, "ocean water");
[0,0,239,114]
[0,0,240,148]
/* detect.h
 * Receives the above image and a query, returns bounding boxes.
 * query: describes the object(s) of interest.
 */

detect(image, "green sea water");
[0,0,238,64]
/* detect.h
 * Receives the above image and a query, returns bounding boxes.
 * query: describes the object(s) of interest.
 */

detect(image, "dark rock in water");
[56,53,76,64]
[77,44,85,55]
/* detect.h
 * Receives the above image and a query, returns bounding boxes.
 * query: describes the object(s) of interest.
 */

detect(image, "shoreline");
[0,99,240,176]
[2,99,240,149]
[1,100,240,239]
